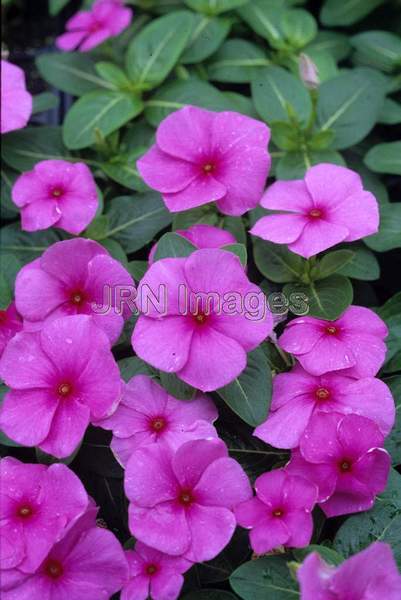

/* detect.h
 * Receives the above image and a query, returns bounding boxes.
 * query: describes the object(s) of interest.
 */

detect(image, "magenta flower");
[286,412,390,517]
[298,542,401,600]
[235,469,317,555]
[0,303,22,357]
[15,238,134,344]
[56,0,132,52]
[250,163,379,258]
[121,542,192,600]
[125,438,252,562]
[98,374,218,466]
[132,248,272,391]
[254,365,395,449]
[1,60,32,134]
[137,106,271,216]
[0,457,88,573]
[0,315,121,458]
[149,224,236,264]
[1,500,129,600]
[278,305,388,377]
[12,160,98,234]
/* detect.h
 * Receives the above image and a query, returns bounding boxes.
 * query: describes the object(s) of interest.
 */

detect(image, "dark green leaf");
[182,14,231,64]
[306,31,351,62]
[222,243,247,266]
[208,39,269,83]
[0,224,63,265]
[364,141,401,175]
[281,9,317,49]
[293,545,344,566]
[378,98,401,125]
[127,260,148,281]
[153,232,197,261]
[185,0,249,14]
[0,386,22,447]
[275,150,345,180]
[238,1,285,48]
[217,347,272,426]
[63,91,143,150]
[95,62,131,88]
[384,376,401,465]
[100,148,148,192]
[352,31,401,73]
[0,254,21,309]
[49,0,70,15]
[159,372,197,400]
[337,245,380,281]
[1,168,19,219]
[32,92,59,114]
[284,275,353,320]
[315,250,355,280]
[253,238,304,283]
[365,203,401,251]
[183,592,238,600]
[230,556,299,600]
[118,357,154,382]
[320,0,385,26]
[2,127,69,172]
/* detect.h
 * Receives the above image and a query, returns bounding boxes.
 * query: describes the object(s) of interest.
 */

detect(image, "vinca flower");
[0,303,22,358]
[1,60,32,134]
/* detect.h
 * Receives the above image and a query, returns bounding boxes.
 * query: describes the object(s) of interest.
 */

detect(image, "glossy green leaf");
[337,245,380,281]
[253,238,304,283]
[275,150,344,180]
[118,357,154,382]
[95,62,131,88]
[284,274,353,320]
[378,98,401,125]
[364,141,401,175]
[315,250,355,280]
[230,556,299,600]
[2,127,69,172]
[49,0,70,15]
[352,31,401,72]
[159,372,197,400]
[182,14,231,64]
[281,9,317,49]
[32,92,59,114]
[365,203,401,251]
[0,224,63,265]
[153,232,196,260]
[208,38,269,83]
[384,376,401,465]
[238,0,285,48]
[0,254,22,309]
[320,0,385,26]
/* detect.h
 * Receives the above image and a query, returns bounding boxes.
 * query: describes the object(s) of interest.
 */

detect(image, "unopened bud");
[299,53,319,89]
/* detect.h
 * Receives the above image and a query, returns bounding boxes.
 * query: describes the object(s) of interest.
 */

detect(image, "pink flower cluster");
[0,457,128,599]
[254,305,393,519]
[56,0,132,52]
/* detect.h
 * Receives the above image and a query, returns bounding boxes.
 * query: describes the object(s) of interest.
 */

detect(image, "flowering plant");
[1,0,400,598]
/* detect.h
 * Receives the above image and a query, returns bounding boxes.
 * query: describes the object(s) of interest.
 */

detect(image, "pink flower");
[12,160,98,234]
[137,106,271,216]
[149,224,236,264]
[0,458,88,573]
[250,163,379,258]
[132,248,272,391]
[121,542,192,600]
[286,412,390,517]
[0,315,121,458]
[298,542,401,600]
[1,60,32,134]
[235,469,317,555]
[56,0,132,52]
[15,238,134,344]
[125,438,252,562]
[1,500,129,600]
[278,305,388,378]
[98,374,218,466]
[0,303,22,357]
[254,365,395,449]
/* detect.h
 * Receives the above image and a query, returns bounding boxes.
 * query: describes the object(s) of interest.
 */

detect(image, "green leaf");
[0,254,21,309]
[365,203,401,251]
[32,92,59,114]
[315,250,355,280]
[181,14,231,64]
[0,224,63,265]
[183,592,238,600]
[364,141,401,175]
[127,260,148,281]
[145,78,235,126]
[1,126,69,172]
[284,274,353,320]
[126,11,194,89]
[118,357,154,382]
[238,0,285,48]
[293,545,344,566]
[0,386,22,447]
[208,38,269,83]
[352,31,401,73]
[378,98,401,125]
[275,150,345,180]
[173,206,219,230]
[100,148,148,192]
[153,232,196,261]
[384,376,401,465]
[1,168,19,219]
[253,238,304,283]
[337,245,380,281]
[306,31,351,62]
[95,62,131,88]
[320,0,385,26]
[185,0,249,14]
[334,471,401,568]
[217,347,272,426]
[102,193,172,253]
[36,443,81,466]
[159,372,197,400]
[36,52,112,96]
[99,239,128,266]
[281,9,317,49]
[49,0,70,15]
[252,65,312,126]
[316,68,386,150]
[230,556,299,600]
[222,216,247,245]
[221,243,247,266]
[63,91,143,150]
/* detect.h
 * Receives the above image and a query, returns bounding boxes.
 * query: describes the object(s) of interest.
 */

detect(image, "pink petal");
[79,28,111,51]
[249,517,289,554]
[55,192,98,235]
[255,396,315,449]
[132,315,193,373]
[338,333,387,378]
[15,261,67,322]
[305,163,363,208]
[283,475,318,511]
[172,438,227,489]
[270,367,317,411]
[288,218,349,258]
[211,308,272,353]
[40,238,106,286]
[337,414,384,459]
[194,457,252,508]
[278,320,325,356]
[11,172,48,207]
[180,224,236,248]
[297,552,334,599]
[177,326,247,391]
[254,469,286,507]
[166,391,217,425]
[330,191,379,241]
[184,247,251,296]
[156,106,213,162]
[56,30,88,51]
[150,572,185,600]
[250,213,307,244]
[136,256,188,317]
[234,497,268,528]
[0,331,54,389]
[137,145,198,193]
[39,398,90,458]
[298,334,356,376]
[337,305,387,338]
[20,200,61,232]
[300,412,343,463]
[78,351,121,420]
[185,503,236,562]
[260,179,314,212]
[286,451,336,503]
[163,174,227,212]
[121,576,149,600]
[284,510,314,547]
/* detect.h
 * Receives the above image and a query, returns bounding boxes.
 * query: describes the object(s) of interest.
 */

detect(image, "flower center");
[272,508,284,517]
[44,559,63,579]
[146,564,158,576]
[150,417,166,432]
[17,505,33,519]
[315,387,330,401]
[203,162,215,174]
[193,311,208,326]
[179,490,194,507]
[51,188,63,198]
[326,326,338,335]
[70,290,85,306]
[58,383,72,397]
[339,459,352,473]
[309,208,322,218]
[0,310,7,324]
